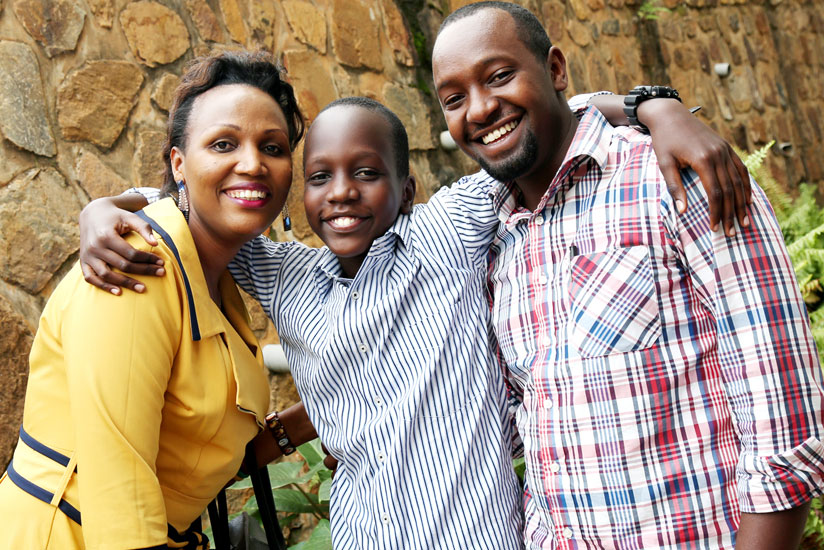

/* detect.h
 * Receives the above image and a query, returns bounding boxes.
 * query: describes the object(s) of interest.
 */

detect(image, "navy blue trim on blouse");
[19,425,74,471]
[135,210,201,341]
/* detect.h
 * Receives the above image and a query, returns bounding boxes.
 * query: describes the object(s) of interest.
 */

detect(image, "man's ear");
[170,146,185,182]
[547,46,569,92]
[400,175,416,214]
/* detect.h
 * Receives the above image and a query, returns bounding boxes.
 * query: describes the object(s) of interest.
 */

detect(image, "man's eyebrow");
[434,56,506,91]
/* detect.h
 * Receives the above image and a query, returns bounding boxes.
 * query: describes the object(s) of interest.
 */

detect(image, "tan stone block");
[73,148,131,199]
[86,0,112,28]
[755,11,770,34]
[716,90,734,121]
[566,19,592,48]
[0,41,55,157]
[0,293,33,471]
[13,0,85,57]
[151,73,180,113]
[247,0,276,51]
[57,60,144,149]
[283,0,327,53]
[282,49,338,123]
[540,0,566,43]
[133,128,167,189]
[586,53,616,92]
[673,44,697,70]
[0,168,84,293]
[0,139,35,187]
[568,0,590,21]
[382,83,436,151]
[185,0,223,42]
[330,0,382,70]
[726,71,752,114]
[120,1,190,67]
[587,0,605,10]
[219,0,248,44]
[381,0,415,67]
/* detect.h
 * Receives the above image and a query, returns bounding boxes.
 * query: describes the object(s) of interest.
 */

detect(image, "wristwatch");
[623,86,682,132]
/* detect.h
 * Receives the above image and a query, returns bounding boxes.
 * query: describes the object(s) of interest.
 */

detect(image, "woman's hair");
[161,50,305,195]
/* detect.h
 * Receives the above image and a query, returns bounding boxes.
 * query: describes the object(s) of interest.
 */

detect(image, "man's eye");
[490,70,513,83]
[442,95,464,110]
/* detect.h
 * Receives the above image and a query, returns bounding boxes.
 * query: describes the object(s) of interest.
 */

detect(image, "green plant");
[230,439,333,550]
[743,144,824,547]
[637,0,671,21]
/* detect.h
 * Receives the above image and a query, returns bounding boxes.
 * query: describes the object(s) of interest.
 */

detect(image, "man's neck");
[515,112,579,212]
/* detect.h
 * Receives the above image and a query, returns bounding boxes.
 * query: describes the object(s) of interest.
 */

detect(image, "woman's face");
[171,84,293,250]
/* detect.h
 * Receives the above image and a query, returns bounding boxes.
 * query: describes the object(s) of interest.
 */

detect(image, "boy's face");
[303,106,415,278]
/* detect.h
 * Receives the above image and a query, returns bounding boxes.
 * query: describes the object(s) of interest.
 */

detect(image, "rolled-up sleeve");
[673,170,824,512]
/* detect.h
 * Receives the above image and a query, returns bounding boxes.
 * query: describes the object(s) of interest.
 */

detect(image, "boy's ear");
[400,176,416,214]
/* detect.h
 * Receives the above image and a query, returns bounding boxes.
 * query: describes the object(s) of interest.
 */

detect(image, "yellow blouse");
[0,198,270,549]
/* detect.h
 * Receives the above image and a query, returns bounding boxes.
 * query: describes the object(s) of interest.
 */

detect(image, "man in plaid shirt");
[434,2,824,548]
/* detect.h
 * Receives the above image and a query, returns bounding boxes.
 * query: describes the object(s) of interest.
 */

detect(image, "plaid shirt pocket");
[567,246,661,358]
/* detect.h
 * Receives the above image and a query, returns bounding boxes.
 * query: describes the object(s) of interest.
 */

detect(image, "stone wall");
[0,0,822,470]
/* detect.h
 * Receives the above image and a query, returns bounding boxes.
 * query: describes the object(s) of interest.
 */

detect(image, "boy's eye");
[355,168,380,180]
[306,172,330,185]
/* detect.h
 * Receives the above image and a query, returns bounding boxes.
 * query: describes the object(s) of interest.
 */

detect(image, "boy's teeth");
[226,189,267,200]
[482,120,518,145]
[331,216,359,228]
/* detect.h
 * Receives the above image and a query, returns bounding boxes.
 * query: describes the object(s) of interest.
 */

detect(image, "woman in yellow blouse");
[0,50,306,549]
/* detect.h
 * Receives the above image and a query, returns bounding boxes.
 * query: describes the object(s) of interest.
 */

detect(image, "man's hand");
[321,442,339,476]
[79,194,164,295]
[638,98,752,237]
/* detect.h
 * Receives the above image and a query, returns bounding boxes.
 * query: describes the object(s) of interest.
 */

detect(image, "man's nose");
[466,91,499,124]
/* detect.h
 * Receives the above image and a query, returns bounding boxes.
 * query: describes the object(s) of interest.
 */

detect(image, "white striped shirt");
[229,176,524,549]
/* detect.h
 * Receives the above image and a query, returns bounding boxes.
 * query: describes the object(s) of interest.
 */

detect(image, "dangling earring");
[281,202,294,242]
[176,180,189,222]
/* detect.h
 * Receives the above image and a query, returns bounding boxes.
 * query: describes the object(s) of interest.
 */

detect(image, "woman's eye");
[212,140,234,152]
[263,144,282,155]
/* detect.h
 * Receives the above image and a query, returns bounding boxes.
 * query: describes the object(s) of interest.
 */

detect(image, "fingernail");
[156,268,165,276]
[742,215,750,227]
[711,224,719,232]
[676,200,685,213]
[110,288,120,295]
[135,283,146,293]
[728,227,736,237]
[155,259,165,265]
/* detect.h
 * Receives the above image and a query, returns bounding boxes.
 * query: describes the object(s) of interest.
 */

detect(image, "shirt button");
[549,461,561,473]
[375,396,384,407]
[562,527,573,539]
[538,274,548,285]
[540,335,552,347]
[358,343,368,353]
[377,451,386,464]
[351,290,360,301]
[381,513,390,525]
[535,216,545,226]
[542,399,553,410]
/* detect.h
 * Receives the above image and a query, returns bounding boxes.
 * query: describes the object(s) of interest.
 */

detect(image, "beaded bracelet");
[265,411,296,455]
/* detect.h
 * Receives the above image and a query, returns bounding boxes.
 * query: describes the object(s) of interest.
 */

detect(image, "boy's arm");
[79,191,165,294]
[252,401,318,467]
[736,502,811,550]
[588,93,751,237]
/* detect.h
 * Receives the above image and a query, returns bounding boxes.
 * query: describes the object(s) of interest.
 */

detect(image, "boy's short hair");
[438,1,552,63]
[319,97,410,180]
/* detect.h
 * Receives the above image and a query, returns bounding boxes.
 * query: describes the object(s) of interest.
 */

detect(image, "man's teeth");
[330,216,359,228]
[481,121,518,145]
[226,189,268,200]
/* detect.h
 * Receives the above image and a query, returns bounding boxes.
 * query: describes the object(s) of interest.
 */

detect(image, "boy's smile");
[303,106,415,278]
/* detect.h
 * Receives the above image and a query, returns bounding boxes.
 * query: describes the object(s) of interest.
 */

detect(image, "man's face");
[432,9,569,185]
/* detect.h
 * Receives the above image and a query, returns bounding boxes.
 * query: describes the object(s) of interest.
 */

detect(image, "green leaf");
[318,478,333,505]
[302,519,333,550]
[267,461,308,489]
[512,457,526,482]
[297,439,326,467]
[273,489,320,513]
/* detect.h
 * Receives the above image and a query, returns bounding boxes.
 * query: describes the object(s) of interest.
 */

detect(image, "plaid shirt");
[486,106,824,549]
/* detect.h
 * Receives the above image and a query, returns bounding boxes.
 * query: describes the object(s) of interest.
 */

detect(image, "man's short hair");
[318,97,410,180]
[438,1,552,63]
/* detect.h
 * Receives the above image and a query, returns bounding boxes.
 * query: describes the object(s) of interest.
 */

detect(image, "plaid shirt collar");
[490,105,613,223]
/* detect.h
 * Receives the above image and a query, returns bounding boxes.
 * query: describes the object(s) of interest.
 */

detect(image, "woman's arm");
[589,94,751,237]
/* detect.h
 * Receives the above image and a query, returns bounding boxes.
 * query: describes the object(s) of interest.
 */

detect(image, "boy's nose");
[327,176,359,202]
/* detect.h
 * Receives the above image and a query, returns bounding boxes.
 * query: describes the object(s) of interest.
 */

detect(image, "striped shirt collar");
[491,105,613,222]
[312,211,414,287]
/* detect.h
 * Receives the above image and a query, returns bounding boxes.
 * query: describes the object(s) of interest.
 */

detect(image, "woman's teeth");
[226,189,268,200]
[482,120,519,145]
